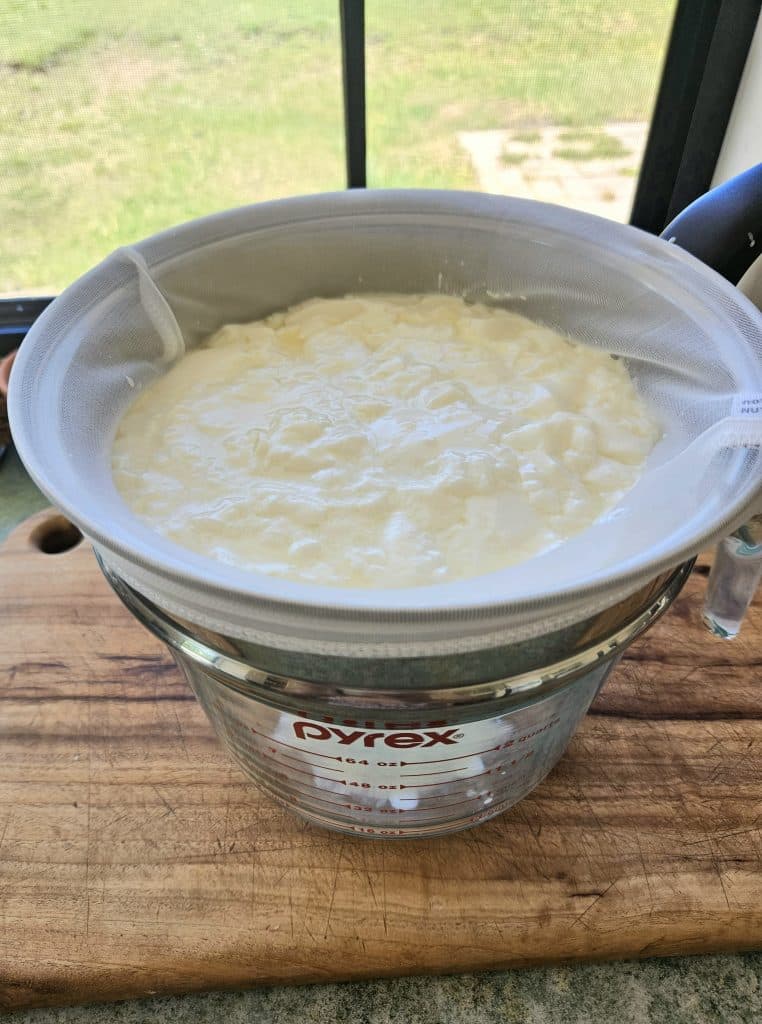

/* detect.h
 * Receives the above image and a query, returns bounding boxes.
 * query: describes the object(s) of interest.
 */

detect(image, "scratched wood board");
[2,509,762,1011]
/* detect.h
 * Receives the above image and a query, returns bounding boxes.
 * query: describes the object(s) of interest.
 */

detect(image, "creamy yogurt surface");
[112,294,659,587]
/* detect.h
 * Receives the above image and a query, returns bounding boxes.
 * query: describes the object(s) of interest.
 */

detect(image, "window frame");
[0,298,53,356]
[630,0,760,233]
[1,0,757,352]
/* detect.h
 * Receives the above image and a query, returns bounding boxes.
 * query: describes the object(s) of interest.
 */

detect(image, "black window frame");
[0,0,758,355]
[0,298,53,354]
[630,0,760,233]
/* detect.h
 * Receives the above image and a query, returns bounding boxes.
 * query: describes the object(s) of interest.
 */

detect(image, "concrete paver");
[458,122,648,222]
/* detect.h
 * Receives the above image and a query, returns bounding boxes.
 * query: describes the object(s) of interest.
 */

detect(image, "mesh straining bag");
[9,190,762,654]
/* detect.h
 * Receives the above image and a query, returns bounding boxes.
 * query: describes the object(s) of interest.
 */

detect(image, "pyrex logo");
[293,721,461,749]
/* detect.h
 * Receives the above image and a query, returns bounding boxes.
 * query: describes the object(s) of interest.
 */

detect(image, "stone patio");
[458,122,648,223]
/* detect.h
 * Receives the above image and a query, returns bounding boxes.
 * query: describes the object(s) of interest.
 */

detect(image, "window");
[0,0,344,297]
[365,0,677,226]
[0,0,758,325]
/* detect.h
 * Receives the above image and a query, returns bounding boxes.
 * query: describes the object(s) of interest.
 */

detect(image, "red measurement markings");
[400,788,493,804]
[496,751,534,771]
[269,789,369,813]
[299,794,359,811]
[399,791,493,808]
[264,770,356,798]
[398,769,493,789]
[264,786,362,811]
[251,729,341,760]
[263,749,343,773]
[400,746,501,766]
[409,796,495,813]
[267,784,374,816]
[403,753,534,779]
[349,827,405,836]
[262,755,343,783]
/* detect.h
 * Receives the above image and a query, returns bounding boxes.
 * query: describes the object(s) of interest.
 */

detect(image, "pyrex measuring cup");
[102,560,690,837]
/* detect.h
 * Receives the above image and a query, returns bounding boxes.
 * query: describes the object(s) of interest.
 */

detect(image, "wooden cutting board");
[2,510,762,1011]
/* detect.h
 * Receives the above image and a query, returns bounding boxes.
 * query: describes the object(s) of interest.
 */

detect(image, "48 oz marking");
[348,826,405,836]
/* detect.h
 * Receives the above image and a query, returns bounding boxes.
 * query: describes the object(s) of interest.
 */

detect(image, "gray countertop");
[5,957,762,1024]
[3,446,761,1024]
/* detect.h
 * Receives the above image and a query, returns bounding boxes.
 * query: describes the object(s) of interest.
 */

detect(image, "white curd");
[112,294,659,587]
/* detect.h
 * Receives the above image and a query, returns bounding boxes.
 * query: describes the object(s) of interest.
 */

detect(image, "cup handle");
[703,514,762,637]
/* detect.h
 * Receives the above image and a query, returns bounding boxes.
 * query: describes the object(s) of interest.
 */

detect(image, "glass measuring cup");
[101,559,691,838]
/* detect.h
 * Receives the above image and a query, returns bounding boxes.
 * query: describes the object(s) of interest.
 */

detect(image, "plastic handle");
[660,162,762,285]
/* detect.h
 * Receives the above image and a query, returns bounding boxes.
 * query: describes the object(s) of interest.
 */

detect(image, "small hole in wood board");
[30,516,83,554]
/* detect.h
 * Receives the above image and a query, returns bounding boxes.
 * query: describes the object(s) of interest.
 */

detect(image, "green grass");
[557,128,605,143]
[511,130,542,144]
[553,129,630,161]
[0,0,676,292]
[500,150,530,166]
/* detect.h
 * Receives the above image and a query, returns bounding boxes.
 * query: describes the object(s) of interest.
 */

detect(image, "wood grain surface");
[1,509,762,1011]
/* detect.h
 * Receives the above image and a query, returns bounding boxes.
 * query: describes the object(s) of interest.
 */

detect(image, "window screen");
[0,1,343,295]
[1,2,683,297]
[366,1,677,222]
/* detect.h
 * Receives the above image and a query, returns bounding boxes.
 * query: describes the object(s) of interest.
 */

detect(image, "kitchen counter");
[2,448,762,1024]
